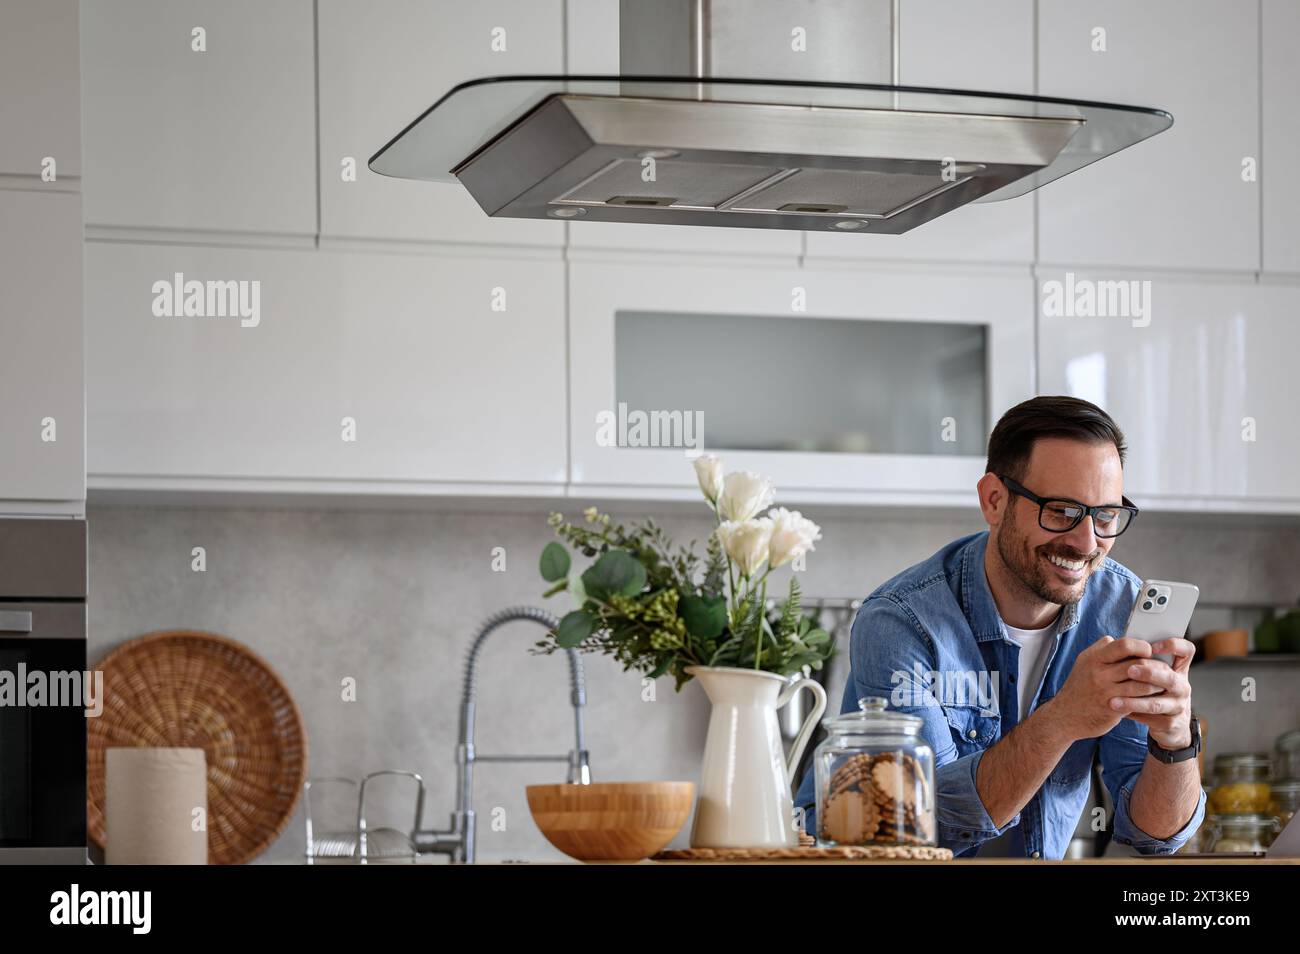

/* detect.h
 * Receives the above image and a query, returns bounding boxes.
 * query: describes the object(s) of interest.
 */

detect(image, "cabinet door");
[0,191,84,504]
[0,0,80,178]
[1263,0,1300,275]
[805,0,1036,265]
[569,261,1034,504]
[85,245,567,488]
[80,0,316,237]
[1037,273,1300,507]
[1037,1,1259,272]
[318,0,564,248]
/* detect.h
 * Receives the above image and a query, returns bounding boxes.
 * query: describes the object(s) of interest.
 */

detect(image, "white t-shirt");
[1004,615,1059,720]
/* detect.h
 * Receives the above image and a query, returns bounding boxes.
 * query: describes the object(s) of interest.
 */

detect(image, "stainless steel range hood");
[369,0,1172,235]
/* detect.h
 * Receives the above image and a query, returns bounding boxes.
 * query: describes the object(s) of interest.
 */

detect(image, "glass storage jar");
[1207,753,1272,814]
[1275,729,1300,781]
[1203,813,1280,854]
[1267,779,1300,827]
[813,696,936,847]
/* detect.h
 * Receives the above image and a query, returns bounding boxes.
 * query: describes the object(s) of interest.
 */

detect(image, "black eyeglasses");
[997,475,1139,538]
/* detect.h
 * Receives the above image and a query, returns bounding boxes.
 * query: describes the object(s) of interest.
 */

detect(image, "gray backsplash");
[86,503,1300,862]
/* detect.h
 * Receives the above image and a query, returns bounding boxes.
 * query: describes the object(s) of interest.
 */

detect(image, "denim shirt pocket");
[942,703,1000,757]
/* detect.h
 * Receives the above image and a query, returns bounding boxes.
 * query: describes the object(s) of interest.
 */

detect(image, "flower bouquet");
[533,455,833,690]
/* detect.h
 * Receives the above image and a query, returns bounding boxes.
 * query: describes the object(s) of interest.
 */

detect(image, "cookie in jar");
[814,697,936,847]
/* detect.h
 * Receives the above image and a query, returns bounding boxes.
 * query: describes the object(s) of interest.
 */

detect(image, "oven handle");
[0,610,34,633]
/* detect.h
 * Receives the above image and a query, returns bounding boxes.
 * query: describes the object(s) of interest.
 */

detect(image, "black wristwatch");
[1147,716,1201,764]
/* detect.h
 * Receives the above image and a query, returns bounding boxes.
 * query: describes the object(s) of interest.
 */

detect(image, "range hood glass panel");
[369,75,1173,203]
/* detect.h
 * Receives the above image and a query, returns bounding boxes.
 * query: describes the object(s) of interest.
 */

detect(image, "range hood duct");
[369,0,1173,235]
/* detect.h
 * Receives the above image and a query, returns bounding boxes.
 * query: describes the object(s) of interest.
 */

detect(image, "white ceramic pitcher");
[686,665,828,848]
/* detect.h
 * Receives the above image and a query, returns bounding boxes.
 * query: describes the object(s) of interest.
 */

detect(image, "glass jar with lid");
[1207,753,1272,814]
[1275,729,1300,781]
[813,696,936,847]
[1267,779,1300,827]
[1203,813,1280,854]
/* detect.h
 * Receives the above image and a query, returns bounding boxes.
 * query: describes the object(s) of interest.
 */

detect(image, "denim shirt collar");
[959,531,1080,642]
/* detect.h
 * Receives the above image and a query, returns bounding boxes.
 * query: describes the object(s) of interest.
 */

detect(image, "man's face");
[993,437,1125,607]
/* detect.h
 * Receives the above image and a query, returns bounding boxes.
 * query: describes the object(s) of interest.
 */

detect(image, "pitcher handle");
[776,677,828,787]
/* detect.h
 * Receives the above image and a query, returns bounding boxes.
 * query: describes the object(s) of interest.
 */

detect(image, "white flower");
[693,454,725,504]
[717,471,776,523]
[716,518,774,577]
[767,507,822,568]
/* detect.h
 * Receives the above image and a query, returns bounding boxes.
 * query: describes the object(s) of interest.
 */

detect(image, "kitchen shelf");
[1194,654,1300,668]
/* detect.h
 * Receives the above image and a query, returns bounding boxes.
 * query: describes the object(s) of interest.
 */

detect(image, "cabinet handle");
[0,610,34,633]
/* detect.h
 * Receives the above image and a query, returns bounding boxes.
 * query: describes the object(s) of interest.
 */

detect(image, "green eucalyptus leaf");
[555,610,595,648]
[581,549,647,600]
[539,542,571,582]
[679,594,727,639]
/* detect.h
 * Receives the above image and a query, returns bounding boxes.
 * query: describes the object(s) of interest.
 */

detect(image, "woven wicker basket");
[87,630,308,865]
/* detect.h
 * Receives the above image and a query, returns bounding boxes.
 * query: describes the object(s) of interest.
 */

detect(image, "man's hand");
[1111,637,1196,749]
[1049,636,1167,741]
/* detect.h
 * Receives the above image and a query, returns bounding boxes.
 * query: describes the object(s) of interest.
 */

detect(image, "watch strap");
[1147,716,1200,764]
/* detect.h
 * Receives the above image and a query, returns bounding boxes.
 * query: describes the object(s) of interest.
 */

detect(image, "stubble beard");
[996,503,1099,608]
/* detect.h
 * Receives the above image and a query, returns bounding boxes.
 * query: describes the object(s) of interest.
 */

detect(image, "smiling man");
[794,395,1206,858]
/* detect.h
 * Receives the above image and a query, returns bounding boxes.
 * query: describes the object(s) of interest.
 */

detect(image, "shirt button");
[1031,851,1041,859]
[968,729,978,739]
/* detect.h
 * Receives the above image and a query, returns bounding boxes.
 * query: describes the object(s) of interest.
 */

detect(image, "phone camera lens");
[1142,600,1153,610]
[1157,595,1167,605]
[1146,588,1157,598]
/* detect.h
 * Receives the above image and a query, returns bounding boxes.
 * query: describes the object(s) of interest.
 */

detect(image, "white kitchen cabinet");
[568,261,1034,505]
[566,220,803,262]
[1037,272,1300,509]
[1036,1,1259,272]
[85,244,567,491]
[1262,0,1300,275]
[0,0,81,179]
[80,0,316,238]
[805,0,1036,266]
[317,0,564,249]
[0,191,85,508]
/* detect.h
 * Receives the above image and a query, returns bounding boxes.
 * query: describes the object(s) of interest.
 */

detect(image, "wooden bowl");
[525,781,695,861]
[1202,628,1249,661]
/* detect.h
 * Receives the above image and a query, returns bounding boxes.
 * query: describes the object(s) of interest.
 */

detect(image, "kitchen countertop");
[271,856,1298,865]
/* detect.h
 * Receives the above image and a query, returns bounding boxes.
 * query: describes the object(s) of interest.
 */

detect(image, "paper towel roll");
[106,747,209,865]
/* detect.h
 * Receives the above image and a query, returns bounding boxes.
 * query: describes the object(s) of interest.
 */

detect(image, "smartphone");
[1123,579,1200,667]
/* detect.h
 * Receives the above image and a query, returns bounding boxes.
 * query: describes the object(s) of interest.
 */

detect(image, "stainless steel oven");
[0,518,87,864]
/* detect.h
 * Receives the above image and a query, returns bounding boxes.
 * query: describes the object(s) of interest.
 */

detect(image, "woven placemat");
[653,844,953,862]
[87,630,307,865]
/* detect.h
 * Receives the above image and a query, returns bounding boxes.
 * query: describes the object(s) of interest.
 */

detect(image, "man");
[794,396,1206,858]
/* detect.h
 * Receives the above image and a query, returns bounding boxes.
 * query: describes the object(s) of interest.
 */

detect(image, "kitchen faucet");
[412,606,590,863]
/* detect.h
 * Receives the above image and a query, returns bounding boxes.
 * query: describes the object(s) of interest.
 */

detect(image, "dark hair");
[986,395,1127,480]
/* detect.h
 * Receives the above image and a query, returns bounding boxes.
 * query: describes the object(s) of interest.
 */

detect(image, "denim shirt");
[793,531,1206,859]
